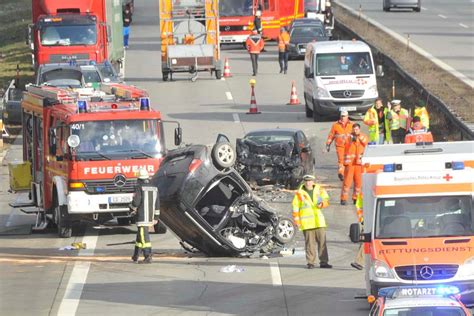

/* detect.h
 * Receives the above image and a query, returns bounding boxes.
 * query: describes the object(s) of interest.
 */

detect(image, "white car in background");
[383,0,421,12]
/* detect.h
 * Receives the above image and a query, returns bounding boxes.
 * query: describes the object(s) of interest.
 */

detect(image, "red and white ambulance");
[12,83,181,237]
[349,141,474,306]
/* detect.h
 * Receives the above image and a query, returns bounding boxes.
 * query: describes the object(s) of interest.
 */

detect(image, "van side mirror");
[174,127,182,146]
[376,65,384,77]
[304,67,313,78]
[349,223,360,243]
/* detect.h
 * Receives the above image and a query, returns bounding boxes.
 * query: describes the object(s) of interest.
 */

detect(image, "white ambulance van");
[303,40,378,122]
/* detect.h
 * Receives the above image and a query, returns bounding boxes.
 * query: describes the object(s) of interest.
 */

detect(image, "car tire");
[414,6,421,12]
[154,220,167,234]
[312,101,323,122]
[212,142,236,169]
[305,94,313,118]
[275,216,296,244]
[54,198,72,238]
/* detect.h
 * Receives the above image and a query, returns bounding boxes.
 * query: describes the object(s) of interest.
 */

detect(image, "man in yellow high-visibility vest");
[351,193,364,270]
[292,174,332,269]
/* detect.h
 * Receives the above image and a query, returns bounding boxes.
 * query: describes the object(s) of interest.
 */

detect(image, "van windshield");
[375,196,474,239]
[315,52,373,76]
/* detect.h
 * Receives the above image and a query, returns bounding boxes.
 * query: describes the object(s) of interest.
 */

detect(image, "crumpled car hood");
[236,139,297,167]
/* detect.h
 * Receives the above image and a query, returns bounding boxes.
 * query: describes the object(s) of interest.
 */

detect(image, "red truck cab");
[30,0,108,67]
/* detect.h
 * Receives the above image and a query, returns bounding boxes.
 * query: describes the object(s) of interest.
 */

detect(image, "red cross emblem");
[443,174,453,182]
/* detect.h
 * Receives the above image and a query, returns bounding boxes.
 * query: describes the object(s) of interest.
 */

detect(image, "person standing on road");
[326,110,353,181]
[363,98,390,144]
[341,123,368,205]
[292,174,332,269]
[413,100,430,130]
[278,27,290,74]
[386,100,410,144]
[246,30,265,76]
[253,9,263,34]
[130,168,160,264]
[123,4,132,48]
[351,192,364,270]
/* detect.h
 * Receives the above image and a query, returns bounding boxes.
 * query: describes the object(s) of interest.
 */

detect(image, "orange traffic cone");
[224,58,232,78]
[247,85,261,114]
[287,81,300,105]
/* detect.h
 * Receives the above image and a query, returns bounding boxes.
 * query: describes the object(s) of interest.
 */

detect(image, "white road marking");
[438,14,447,19]
[57,232,98,315]
[420,6,427,11]
[232,113,240,123]
[5,209,16,227]
[459,23,469,29]
[269,262,282,286]
[225,91,233,100]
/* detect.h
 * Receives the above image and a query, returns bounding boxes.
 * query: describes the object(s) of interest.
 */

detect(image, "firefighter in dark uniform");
[130,168,159,264]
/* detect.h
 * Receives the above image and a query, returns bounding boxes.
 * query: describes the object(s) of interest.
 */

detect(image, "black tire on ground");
[154,220,167,234]
[305,95,313,118]
[211,142,236,170]
[414,6,421,12]
[162,71,169,81]
[117,217,131,225]
[312,101,323,122]
[215,69,222,79]
[275,216,296,244]
[54,197,72,238]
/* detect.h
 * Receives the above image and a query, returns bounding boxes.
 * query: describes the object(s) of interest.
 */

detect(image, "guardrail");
[333,2,474,140]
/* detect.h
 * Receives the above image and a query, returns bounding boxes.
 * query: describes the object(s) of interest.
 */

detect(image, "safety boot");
[131,247,140,263]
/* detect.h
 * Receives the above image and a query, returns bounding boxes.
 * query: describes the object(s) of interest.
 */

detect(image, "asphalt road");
[336,0,474,83]
[0,1,370,315]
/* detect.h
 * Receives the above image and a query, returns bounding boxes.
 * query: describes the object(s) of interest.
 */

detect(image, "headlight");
[372,260,395,279]
[242,26,248,31]
[458,256,474,277]
[366,85,378,97]
[316,87,330,98]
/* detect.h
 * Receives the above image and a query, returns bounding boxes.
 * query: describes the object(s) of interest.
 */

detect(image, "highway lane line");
[459,23,468,29]
[269,262,282,286]
[232,113,240,123]
[57,232,98,315]
[225,91,233,100]
[438,14,447,19]
[420,6,427,11]
[335,1,474,88]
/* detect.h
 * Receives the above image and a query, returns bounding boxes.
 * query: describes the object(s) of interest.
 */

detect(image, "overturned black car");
[151,136,296,257]
[236,129,315,189]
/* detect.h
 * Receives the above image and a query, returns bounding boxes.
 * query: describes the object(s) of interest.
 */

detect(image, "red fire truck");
[12,84,182,237]
[219,0,305,44]
[29,0,124,70]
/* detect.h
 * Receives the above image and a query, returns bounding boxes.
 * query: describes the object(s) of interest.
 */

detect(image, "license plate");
[300,48,306,53]
[340,106,357,112]
[108,196,132,204]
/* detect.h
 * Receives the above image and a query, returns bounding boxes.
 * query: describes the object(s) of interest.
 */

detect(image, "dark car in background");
[151,136,296,257]
[287,19,329,59]
[236,129,315,189]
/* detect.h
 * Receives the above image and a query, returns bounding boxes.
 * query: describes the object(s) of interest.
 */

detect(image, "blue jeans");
[123,26,130,46]
[378,133,385,144]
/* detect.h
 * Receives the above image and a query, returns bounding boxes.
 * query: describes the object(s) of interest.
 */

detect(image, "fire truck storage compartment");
[167,44,215,69]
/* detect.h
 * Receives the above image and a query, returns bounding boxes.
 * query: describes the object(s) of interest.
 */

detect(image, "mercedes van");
[303,40,378,121]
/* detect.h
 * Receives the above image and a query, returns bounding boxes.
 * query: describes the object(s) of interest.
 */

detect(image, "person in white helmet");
[129,167,159,264]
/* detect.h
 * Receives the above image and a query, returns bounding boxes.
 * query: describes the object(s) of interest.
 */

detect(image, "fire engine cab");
[349,141,474,307]
[11,84,182,237]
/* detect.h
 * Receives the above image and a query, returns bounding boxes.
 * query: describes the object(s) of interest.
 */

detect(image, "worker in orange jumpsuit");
[405,116,434,143]
[326,110,353,181]
[246,30,265,76]
[341,123,368,205]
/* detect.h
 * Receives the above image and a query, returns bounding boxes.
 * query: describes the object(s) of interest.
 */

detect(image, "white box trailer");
[349,141,474,306]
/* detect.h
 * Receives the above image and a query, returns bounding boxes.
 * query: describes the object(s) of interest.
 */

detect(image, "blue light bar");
[452,161,465,170]
[139,97,150,110]
[436,285,460,296]
[379,285,460,299]
[95,187,105,193]
[383,164,395,172]
[77,100,87,113]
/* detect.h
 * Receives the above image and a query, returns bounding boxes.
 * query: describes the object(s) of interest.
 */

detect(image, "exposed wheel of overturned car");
[211,142,236,169]
[275,216,296,244]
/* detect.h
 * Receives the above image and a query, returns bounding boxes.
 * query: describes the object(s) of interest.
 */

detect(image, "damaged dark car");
[151,136,296,257]
[236,129,315,189]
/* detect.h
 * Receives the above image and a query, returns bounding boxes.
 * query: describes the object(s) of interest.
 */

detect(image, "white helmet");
[137,167,150,180]
[255,10,262,17]
[326,1,331,7]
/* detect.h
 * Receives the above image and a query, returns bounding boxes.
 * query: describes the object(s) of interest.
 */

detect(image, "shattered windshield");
[219,0,253,17]
[70,120,164,160]
[40,24,97,46]
[316,52,373,76]
[375,196,474,239]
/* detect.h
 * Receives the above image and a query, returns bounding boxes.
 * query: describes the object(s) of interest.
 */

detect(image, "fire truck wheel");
[54,202,72,238]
